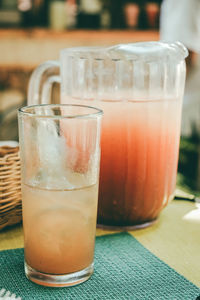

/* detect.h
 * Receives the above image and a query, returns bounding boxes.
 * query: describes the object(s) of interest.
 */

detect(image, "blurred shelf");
[0,29,159,68]
[0,28,159,39]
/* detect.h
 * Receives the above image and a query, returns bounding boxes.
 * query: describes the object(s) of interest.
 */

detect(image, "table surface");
[0,200,199,288]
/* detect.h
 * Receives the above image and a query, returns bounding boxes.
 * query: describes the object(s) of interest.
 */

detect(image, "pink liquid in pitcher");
[62,96,182,228]
[96,98,182,227]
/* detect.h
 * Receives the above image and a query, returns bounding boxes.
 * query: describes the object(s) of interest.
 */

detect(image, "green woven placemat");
[0,233,199,300]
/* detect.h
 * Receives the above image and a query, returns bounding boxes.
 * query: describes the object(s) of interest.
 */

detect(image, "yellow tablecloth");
[0,200,199,287]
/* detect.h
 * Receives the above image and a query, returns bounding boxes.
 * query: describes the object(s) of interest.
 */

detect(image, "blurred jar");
[66,0,77,29]
[49,0,67,30]
[0,0,21,28]
[124,2,140,29]
[100,6,111,29]
[145,2,160,29]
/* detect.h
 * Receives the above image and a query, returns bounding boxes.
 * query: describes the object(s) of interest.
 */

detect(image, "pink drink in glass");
[22,182,98,276]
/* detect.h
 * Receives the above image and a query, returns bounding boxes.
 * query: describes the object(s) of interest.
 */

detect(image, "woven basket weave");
[0,146,22,230]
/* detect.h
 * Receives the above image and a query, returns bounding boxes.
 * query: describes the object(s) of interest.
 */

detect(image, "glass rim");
[18,104,103,119]
[60,41,188,61]
[61,46,105,54]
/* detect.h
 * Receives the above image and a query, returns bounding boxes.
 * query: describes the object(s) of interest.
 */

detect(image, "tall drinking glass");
[18,104,102,287]
[27,42,188,229]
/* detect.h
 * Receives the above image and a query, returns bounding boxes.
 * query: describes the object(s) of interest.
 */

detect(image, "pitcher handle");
[28,60,60,105]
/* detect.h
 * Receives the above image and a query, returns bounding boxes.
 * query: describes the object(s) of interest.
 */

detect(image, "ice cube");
[34,117,75,189]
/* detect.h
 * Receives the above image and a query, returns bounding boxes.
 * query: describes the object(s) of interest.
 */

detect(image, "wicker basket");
[0,146,22,230]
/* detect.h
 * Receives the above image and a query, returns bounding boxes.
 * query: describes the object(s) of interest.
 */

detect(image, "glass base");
[97,218,158,231]
[25,261,94,287]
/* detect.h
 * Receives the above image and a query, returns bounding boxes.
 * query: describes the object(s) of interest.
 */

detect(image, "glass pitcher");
[28,42,188,229]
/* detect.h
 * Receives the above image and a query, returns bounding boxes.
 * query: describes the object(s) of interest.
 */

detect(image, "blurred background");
[0,0,161,140]
[0,0,199,194]
[0,0,161,30]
